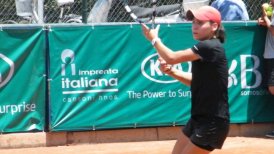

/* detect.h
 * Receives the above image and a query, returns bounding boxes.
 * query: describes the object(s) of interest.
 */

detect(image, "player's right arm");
[141,23,200,64]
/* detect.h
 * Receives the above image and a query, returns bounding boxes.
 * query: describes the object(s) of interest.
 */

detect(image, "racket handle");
[151,0,157,29]
[124,4,143,24]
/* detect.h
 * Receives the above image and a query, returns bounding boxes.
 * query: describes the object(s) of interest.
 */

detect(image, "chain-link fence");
[0,0,270,24]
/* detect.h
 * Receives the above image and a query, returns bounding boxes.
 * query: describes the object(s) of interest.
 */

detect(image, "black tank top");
[191,38,230,120]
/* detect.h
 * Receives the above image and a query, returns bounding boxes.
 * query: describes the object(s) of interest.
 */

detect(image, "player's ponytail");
[215,25,226,43]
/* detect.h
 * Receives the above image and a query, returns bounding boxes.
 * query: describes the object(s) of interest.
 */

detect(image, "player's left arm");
[159,58,192,86]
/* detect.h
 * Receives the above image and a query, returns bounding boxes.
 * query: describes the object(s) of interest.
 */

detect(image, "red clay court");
[0,137,274,154]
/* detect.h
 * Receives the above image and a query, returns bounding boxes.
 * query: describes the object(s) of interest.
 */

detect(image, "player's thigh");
[172,131,190,154]
[181,141,210,154]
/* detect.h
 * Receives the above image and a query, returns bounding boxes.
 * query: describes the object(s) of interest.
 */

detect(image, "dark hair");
[215,24,226,43]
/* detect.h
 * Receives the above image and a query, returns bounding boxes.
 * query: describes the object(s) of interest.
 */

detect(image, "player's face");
[191,18,218,41]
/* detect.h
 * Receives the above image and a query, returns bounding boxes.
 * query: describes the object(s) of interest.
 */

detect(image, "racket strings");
[121,0,158,24]
[122,0,183,24]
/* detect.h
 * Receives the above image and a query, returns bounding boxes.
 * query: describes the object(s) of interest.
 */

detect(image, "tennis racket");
[120,0,181,29]
[121,0,156,25]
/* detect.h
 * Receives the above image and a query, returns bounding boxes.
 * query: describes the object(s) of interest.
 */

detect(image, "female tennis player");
[141,6,230,154]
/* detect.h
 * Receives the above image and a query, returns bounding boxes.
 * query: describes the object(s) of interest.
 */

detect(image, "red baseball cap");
[186,6,221,26]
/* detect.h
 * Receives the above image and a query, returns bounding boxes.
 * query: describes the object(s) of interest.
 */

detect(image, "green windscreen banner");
[48,22,274,131]
[0,27,46,133]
